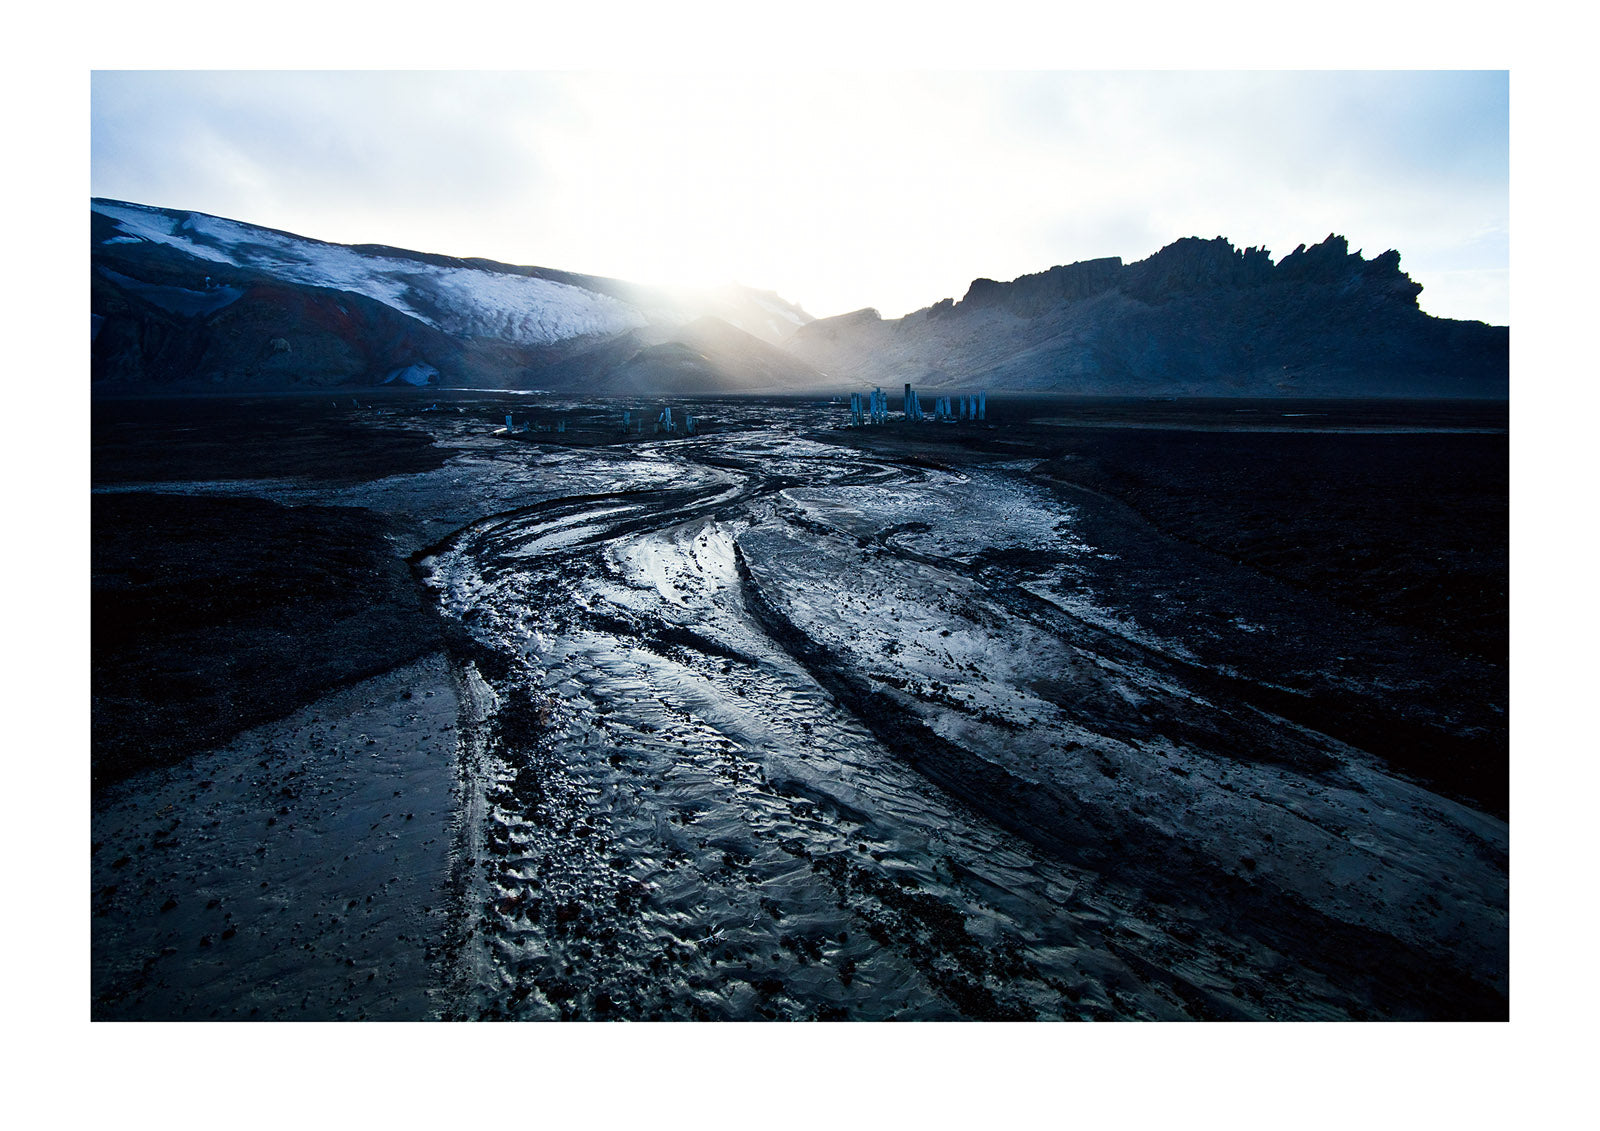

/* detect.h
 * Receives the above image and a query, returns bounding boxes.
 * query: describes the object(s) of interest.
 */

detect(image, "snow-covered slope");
[93,200,649,347]
[90,199,820,391]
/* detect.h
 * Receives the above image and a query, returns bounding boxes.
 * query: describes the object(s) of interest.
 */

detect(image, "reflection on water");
[418,404,1507,1020]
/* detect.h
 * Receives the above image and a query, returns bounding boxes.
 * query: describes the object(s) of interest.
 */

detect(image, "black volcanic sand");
[92,392,1508,1020]
[92,393,453,484]
[422,402,1505,1021]
[92,394,491,1017]
[92,492,454,789]
[90,654,462,1020]
[92,393,491,789]
[89,390,637,789]
[814,397,1507,816]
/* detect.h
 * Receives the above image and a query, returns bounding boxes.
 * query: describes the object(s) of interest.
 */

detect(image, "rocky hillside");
[93,202,1507,398]
[91,200,817,393]
[785,236,1508,398]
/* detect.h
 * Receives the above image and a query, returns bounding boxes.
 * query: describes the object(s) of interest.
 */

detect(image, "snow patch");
[93,201,648,346]
[96,202,237,265]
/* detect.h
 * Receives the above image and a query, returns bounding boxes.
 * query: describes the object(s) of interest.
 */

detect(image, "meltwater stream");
[419,414,1506,1020]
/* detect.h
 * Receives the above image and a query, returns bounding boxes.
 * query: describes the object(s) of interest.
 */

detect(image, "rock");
[785,234,1506,398]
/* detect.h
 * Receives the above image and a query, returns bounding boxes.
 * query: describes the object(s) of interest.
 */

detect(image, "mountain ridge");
[91,199,818,393]
[91,201,1507,398]
[789,235,1506,398]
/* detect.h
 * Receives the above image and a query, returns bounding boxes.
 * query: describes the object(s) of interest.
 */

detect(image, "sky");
[89,69,1510,325]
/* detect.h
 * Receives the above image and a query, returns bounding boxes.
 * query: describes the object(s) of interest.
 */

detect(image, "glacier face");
[94,200,650,347]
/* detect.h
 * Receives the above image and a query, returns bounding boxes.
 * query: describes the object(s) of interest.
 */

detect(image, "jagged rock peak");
[945,233,1423,316]
[960,256,1125,315]
[781,231,1500,399]
[1122,236,1277,298]
[1272,234,1421,303]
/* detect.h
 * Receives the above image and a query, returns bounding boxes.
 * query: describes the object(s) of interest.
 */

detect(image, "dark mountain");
[92,201,1507,398]
[784,236,1508,398]
[90,200,817,393]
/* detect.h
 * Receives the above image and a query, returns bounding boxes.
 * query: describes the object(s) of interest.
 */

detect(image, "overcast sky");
[90,70,1509,324]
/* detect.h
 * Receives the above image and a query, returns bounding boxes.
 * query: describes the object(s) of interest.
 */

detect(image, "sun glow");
[91,70,1510,325]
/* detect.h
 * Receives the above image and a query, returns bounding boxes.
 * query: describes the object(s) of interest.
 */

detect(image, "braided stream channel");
[420,413,1507,1021]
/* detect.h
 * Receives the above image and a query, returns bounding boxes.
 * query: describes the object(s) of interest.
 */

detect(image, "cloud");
[90,70,1509,324]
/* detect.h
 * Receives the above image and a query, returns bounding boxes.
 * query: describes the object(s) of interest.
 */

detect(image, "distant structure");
[886,387,988,424]
[851,385,983,426]
[903,383,925,422]
[849,387,891,425]
[657,406,674,433]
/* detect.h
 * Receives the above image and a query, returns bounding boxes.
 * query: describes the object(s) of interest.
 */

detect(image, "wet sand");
[91,392,1508,1020]
[91,655,461,1019]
